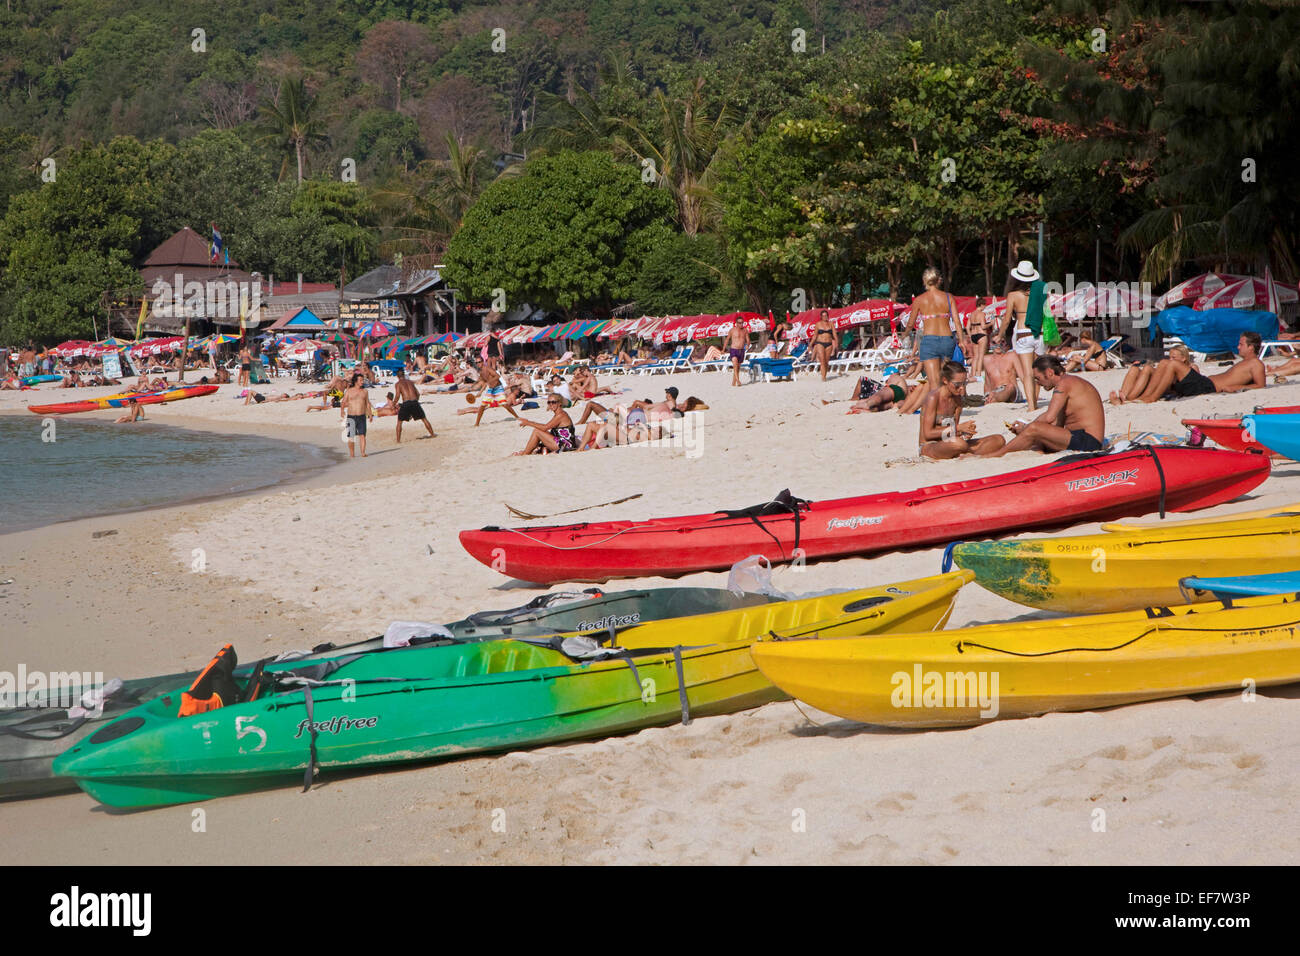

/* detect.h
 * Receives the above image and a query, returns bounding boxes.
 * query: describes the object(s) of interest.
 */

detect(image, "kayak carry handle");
[941,541,963,574]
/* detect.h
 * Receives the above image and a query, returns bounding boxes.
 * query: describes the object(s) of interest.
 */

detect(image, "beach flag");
[135,296,148,339]
[210,223,226,264]
[1265,264,1281,315]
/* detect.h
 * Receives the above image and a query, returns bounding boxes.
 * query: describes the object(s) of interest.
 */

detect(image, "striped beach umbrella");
[352,321,394,338]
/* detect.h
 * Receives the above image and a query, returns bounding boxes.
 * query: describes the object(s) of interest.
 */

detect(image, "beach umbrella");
[94,336,135,348]
[1154,272,1249,311]
[208,333,240,345]
[1048,285,1153,322]
[1193,276,1298,311]
[352,321,394,338]
[315,331,354,345]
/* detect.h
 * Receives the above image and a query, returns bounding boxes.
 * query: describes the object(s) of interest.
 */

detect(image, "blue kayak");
[1244,414,1300,461]
[20,374,61,385]
[1181,570,1300,598]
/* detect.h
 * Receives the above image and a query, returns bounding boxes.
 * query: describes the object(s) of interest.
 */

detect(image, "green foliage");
[626,227,741,315]
[443,150,674,315]
[0,137,166,342]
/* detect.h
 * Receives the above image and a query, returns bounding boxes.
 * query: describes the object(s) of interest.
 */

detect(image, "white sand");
[3,364,1299,864]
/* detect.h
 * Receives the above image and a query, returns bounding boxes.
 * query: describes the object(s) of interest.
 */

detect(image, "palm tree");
[258,78,327,184]
[614,78,734,237]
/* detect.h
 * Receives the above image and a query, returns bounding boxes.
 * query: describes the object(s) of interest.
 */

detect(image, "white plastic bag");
[727,554,785,597]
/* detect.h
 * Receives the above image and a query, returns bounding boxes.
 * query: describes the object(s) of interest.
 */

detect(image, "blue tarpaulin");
[1150,307,1278,354]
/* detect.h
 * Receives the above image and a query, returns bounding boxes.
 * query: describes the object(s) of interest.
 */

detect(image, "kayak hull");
[53,573,970,807]
[460,448,1271,584]
[752,591,1300,727]
[1181,418,1277,455]
[952,511,1300,613]
[1245,414,1300,461]
[0,586,775,800]
[27,385,218,415]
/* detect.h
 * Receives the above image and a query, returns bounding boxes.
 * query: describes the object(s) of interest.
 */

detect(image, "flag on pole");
[135,296,148,339]
[1265,264,1281,315]
[209,223,224,264]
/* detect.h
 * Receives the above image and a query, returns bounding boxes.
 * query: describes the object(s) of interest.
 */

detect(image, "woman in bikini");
[908,267,963,396]
[809,310,836,381]
[508,395,578,454]
[967,297,990,380]
[996,260,1044,411]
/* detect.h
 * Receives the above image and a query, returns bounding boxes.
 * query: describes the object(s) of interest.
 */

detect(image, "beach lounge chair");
[1096,335,1127,368]
[1259,340,1299,360]
[639,346,694,375]
[747,357,797,383]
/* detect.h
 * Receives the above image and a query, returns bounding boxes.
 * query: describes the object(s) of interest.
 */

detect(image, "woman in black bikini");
[810,309,836,381]
[967,296,990,380]
[508,395,577,454]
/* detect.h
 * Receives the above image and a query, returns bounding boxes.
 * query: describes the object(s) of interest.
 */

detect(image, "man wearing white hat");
[997,260,1047,409]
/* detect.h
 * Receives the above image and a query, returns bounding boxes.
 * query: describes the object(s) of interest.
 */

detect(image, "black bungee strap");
[712,489,812,561]
[672,646,691,726]
[1146,445,1168,519]
[301,682,318,793]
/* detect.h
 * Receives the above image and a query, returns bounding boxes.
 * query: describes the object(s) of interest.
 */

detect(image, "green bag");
[1041,306,1062,347]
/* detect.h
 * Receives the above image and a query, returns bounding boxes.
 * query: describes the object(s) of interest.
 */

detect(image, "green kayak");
[52,573,970,808]
[2,586,772,799]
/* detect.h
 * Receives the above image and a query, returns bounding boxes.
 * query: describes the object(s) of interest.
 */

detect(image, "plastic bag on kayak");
[384,621,456,648]
[727,555,786,598]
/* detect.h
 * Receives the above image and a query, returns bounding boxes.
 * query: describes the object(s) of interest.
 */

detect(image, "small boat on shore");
[52,573,971,807]
[460,447,1271,584]
[27,384,218,415]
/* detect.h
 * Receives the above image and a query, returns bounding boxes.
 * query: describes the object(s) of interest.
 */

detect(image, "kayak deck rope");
[499,525,640,550]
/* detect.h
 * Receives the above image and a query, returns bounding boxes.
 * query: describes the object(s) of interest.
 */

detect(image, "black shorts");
[970,333,986,344]
[1067,429,1103,452]
[397,399,425,421]
[347,414,367,437]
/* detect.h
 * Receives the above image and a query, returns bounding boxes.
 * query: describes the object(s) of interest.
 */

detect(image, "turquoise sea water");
[0,417,336,534]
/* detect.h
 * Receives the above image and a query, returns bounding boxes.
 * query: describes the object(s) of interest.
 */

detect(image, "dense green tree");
[0,137,167,342]
[443,150,674,315]
[626,227,740,315]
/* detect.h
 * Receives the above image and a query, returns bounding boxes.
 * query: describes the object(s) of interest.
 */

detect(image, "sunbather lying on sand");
[1109,334,1265,404]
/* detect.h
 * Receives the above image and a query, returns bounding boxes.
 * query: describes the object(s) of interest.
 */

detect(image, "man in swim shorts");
[393,367,436,442]
[727,317,749,387]
[984,354,1106,456]
[340,373,374,458]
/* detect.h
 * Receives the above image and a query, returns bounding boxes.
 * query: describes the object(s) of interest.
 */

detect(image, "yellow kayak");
[751,590,1300,728]
[1101,501,1300,532]
[950,512,1300,613]
[604,571,971,713]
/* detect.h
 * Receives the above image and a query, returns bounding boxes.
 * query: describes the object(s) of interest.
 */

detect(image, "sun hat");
[1010,260,1040,283]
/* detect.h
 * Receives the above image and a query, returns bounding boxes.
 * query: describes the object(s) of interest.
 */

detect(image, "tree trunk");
[296,140,304,184]
[982,237,993,296]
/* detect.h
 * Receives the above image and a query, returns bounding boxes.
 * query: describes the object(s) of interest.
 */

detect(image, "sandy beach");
[3,367,1300,865]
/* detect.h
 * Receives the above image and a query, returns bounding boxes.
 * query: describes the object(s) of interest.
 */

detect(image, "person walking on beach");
[908,268,965,397]
[809,309,836,381]
[997,261,1046,411]
[918,361,1005,458]
[393,367,436,442]
[341,373,375,458]
[986,355,1105,456]
[727,316,749,386]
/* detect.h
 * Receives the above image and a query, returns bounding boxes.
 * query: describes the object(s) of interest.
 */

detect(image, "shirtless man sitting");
[986,354,1105,456]
[980,348,1020,404]
[1110,333,1265,404]
[393,368,436,441]
[917,361,1005,459]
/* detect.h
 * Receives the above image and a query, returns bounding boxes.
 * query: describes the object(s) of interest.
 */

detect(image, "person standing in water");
[908,268,965,397]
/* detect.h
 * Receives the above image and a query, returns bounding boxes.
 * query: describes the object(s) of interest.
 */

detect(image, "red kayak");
[1182,419,1278,455]
[28,385,218,415]
[460,447,1271,584]
[1182,403,1299,454]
